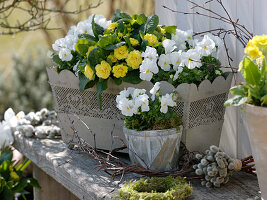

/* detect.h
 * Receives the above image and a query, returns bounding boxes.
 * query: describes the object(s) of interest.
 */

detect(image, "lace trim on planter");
[52,86,123,120]
[188,93,227,128]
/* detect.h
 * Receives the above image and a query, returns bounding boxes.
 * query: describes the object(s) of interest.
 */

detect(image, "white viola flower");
[65,35,78,51]
[116,87,135,103]
[59,48,73,61]
[206,33,223,58]
[140,59,159,81]
[173,67,183,81]
[4,108,24,128]
[135,94,150,112]
[170,51,182,70]
[162,39,176,54]
[184,29,195,47]
[150,82,161,101]
[0,122,13,148]
[141,46,158,62]
[117,99,134,116]
[158,54,171,71]
[196,35,216,56]
[52,38,66,52]
[180,49,202,69]
[160,93,175,114]
[67,25,78,36]
[171,29,187,51]
[132,89,146,99]
[77,21,93,35]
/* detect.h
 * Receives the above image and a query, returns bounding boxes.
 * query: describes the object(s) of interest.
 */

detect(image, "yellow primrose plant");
[225,35,267,107]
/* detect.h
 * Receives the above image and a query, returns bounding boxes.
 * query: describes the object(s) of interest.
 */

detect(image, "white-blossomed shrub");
[116,82,182,131]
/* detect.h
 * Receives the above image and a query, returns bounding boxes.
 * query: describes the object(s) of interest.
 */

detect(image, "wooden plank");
[13,132,260,200]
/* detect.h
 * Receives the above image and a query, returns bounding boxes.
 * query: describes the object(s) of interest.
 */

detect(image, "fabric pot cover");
[123,126,183,171]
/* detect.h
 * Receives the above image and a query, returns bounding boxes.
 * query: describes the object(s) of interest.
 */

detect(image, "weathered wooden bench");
[13,132,261,200]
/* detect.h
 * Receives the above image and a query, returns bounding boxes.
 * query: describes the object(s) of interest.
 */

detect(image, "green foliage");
[0,48,54,120]
[225,56,267,107]
[0,147,40,200]
[124,97,182,131]
[119,176,193,200]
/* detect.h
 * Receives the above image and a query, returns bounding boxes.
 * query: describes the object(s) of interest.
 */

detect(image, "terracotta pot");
[242,103,267,199]
[123,126,183,171]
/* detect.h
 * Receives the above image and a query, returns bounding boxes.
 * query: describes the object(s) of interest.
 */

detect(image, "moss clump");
[119,176,193,200]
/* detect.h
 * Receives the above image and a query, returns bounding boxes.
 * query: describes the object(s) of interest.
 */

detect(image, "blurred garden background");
[0,0,154,119]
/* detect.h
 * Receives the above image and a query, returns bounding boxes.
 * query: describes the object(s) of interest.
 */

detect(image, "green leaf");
[113,78,122,85]
[75,39,91,56]
[162,26,177,34]
[96,79,108,109]
[98,35,117,49]
[122,70,142,84]
[144,15,159,34]
[0,187,13,200]
[229,85,247,97]
[261,94,267,106]
[28,178,41,189]
[13,179,28,193]
[92,15,105,38]
[242,56,261,85]
[224,96,248,106]
[79,72,90,91]
[112,9,131,22]
[78,34,98,42]
[136,14,147,25]
[105,42,125,50]
[52,55,63,66]
[0,149,13,165]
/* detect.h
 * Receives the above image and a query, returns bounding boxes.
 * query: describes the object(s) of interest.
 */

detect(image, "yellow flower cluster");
[112,64,128,78]
[126,50,142,69]
[245,35,267,60]
[95,61,111,79]
[144,34,158,46]
[130,38,139,46]
[114,45,129,60]
[84,64,94,80]
[108,54,117,63]
[106,22,118,31]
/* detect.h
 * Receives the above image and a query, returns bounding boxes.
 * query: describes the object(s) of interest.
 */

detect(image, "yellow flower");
[256,56,265,66]
[106,22,118,31]
[126,50,142,69]
[160,27,166,34]
[87,45,97,57]
[112,64,128,78]
[244,41,262,60]
[144,34,158,46]
[84,64,94,80]
[114,45,128,60]
[10,171,19,180]
[95,61,111,79]
[130,38,139,46]
[118,32,123,38]
[252,35,267,46]
[107,54,117,63]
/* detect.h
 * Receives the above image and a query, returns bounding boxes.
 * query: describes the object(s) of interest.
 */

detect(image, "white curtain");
[155,0,267,158]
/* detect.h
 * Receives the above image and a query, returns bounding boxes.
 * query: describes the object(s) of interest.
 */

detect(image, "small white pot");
[242,104,267,199]
[123,126,183,171]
